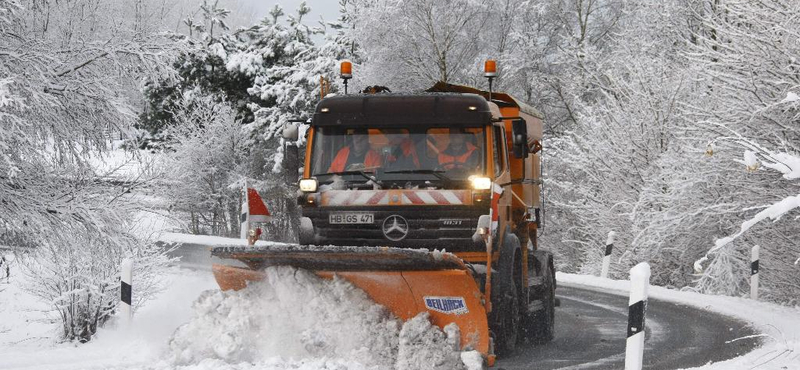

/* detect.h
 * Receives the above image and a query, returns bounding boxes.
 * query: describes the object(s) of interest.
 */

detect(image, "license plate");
[329,213,374,224]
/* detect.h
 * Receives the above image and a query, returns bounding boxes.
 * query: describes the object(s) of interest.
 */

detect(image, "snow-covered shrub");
[18,226,169,342]
[162,95,249,237]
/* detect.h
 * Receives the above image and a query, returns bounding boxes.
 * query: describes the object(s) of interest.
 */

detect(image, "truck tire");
[493,274,521,355]
[299,217,314,245]
[524,260,555,343]
[492,229,523,355]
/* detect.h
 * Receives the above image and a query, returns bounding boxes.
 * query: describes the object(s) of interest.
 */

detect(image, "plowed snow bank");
[168,266,480,370]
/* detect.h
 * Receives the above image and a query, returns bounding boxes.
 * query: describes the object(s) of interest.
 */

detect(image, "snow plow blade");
[211,244,492,365]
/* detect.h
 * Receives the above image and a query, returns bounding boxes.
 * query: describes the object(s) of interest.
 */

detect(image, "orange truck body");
[211,81,549,367]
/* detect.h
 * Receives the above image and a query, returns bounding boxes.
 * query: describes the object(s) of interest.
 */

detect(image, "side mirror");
[282,123,299,141]
[511,119,528,159]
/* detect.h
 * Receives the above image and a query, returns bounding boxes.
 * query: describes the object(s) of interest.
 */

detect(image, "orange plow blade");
[211,245,492,364]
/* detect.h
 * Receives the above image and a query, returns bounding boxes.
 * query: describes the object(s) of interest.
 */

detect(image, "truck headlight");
[469,176,491,190]
[299,178,318,192]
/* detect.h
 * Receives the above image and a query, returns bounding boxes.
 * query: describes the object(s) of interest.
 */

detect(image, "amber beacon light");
[484,59,497,100]
[340,60,353,94]
[484,59,497,77]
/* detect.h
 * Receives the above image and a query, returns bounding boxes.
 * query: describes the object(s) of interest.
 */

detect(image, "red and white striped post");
[750,245,759,300]
[241,186,272,243]
[601,231,615,278]
[625,262,650,370]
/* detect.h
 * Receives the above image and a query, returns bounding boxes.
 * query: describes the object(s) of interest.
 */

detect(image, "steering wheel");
[345,163,366,171]
[435,162,468,171]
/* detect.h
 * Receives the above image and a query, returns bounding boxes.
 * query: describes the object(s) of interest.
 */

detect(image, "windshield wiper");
[315,170,383,186]
[383,169,453,183]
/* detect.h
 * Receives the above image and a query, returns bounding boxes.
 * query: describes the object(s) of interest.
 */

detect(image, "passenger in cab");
[328,128,382,172]
[437,128,478,170]
[384,129,421,171]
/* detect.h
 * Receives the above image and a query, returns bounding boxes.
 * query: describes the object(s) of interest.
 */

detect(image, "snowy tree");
[162,95,248,236]
[138,1,265,145]
[148,2,355,241]
[234,4,320,240]
[211,2,358,241]
[350,0,493,89]
[0,0,175,341]
[681,0,800,302]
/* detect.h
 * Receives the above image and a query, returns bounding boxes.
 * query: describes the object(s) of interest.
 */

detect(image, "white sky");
[237,0,340,28]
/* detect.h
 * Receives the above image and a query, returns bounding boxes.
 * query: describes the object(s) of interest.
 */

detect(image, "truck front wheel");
[524,261,555,343]
[493,272,521,355]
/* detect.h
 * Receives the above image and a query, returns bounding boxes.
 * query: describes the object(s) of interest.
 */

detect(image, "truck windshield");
[310,126,485,184]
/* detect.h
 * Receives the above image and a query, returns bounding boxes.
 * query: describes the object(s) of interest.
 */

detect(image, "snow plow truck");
[210,61,555,367]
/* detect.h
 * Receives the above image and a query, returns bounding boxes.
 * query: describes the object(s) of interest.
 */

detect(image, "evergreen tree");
[137,1,266,146]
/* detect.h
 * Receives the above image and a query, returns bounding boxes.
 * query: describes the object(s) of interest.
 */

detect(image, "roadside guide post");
[120,258,133,325]
[625,262,650,370]
[601,231,615,279]
[750,245,759,300]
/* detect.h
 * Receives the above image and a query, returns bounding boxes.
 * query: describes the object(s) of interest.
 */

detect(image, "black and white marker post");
[750,245,759,300]
[120,258,133,325]
[625,262,651,370]
[601,231,616,279]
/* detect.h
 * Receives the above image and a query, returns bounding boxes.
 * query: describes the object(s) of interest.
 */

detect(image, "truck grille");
[302,206,487,252]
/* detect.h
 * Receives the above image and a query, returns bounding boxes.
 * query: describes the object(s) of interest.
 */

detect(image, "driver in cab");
[328,128,382,172]
[384,129,422,171]
[437,127,478,170]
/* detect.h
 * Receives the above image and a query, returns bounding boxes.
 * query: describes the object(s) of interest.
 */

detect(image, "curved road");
[497,285,760,369]
[164,242,760,369]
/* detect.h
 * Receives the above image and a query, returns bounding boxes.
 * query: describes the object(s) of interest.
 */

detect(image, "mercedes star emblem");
[382,215,409,241]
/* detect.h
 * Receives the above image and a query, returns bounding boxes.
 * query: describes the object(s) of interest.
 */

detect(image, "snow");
[396,315,463,370]
[225,52,264,76]
[158,232,277,247]
[606,230,616,245]
[1,263,477,370]
[459,351,484,370]
[780,91,799,104]
[169,266,400,368]
[165,266,477,369]
[0,77,16,108]
[209,43,227,59]
[87,147,158,179]
[709,194,800,251]
[743,150,758,170]
[318,175,346,191]
[0,266,217,370]
[558,272,800,370]
[760,152,800,180]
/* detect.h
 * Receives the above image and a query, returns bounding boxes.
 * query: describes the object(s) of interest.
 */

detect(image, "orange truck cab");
[292,82,555,361]
[211,67,556,368]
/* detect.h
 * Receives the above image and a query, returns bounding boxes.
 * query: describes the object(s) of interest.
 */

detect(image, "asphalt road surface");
[497,286,760,369]
[164,242,760,370]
